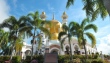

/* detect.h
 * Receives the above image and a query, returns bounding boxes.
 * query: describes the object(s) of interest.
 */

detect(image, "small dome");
[62,11,68,19]
[40,11,46,20]
[42,11,45,15]
[63,11,66,15]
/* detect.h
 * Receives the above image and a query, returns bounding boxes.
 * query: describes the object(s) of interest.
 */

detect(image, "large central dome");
[43,14,62,40]
[49,19,62,40]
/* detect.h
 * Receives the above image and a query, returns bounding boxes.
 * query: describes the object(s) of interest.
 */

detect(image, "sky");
[0,0,110,54]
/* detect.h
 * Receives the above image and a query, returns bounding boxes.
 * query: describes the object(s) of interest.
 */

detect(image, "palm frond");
[62,24,69,32]
[85,32,96,47]
[35,19,42,28]
[96,0,108,19]
[69,21,77,31]
[19,26,33,38]
[35,11,39,19]
[66,0,74,8]
[84,24,98,32]
[60,36,68,50]
[27,13,34,20]
[78,37,83,48]
[83,0,95,16]
[39,27,51,39]
[58,32,67,40]
[103,0,110,16]
[19,16,31,23]
[42,20,52,27]
[81,18,89,28]
[91,8,100,21]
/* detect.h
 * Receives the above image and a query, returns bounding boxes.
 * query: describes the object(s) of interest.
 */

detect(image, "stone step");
[44,53,58,63]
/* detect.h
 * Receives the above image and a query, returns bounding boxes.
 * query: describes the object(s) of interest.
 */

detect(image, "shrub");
[58,55,65,63]
[24,56,31,63]
[37,55,44,63]
[93,52,100,59]
[26,55,31,60]
[3,56,10,61]
[91,59,103,63]
[24,55,44,63]
[12,56,21,63]
[0,56,3,60]
[88,55,92,59]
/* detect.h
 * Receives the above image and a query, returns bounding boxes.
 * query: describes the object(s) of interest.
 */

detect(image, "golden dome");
[51,20,61,27]
[49,20,62,40]
[44,19,62,40]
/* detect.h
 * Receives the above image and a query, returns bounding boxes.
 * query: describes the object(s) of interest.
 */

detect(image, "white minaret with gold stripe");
[61,11,68,25]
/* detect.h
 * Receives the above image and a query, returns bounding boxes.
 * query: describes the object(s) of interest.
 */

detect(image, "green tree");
[66,0,109,21]
[0,29,9,55]
[58,22,76,63]
[74,18,97,62]
[15,37,23,55]
[0,16,30,60]
[27,11,51,59]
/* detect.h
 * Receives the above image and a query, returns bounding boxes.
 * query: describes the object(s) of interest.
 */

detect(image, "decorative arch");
[49,44,60,49]
[74,45,79,51]
[65,45,70,55]
[25,50,31,55]
[49,47,60,54]
[74,45,80,55]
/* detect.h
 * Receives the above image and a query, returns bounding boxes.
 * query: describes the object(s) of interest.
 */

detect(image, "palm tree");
[0,29,9,55]
[15,37,23,55]
[0,29,9,47]
[66,0,109,21]
[0,16,30,60]
[73,18,97,62]
[27,11,51,59]
[58,22,76,63]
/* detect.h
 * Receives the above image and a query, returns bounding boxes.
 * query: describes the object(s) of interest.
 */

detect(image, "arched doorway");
[25,50,31,55]
[65,46,70,55]
[74,45,80,55]
[50,49,58,54]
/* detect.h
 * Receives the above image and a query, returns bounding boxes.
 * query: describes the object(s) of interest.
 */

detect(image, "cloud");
[47,4,55,12]
[97,34,110,54]
[65,5,86,22]
[0,0,10,24]
[13,0,17,8]
[93,25,110,38]
[21,4,28,13]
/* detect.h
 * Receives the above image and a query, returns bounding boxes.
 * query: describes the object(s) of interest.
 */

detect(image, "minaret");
[40,11,46,20]
[39,11,47,54]
[61,11,68,25]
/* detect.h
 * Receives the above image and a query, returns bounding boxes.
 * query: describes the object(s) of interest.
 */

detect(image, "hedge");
[0,56,21,63]
[0,55,106,63]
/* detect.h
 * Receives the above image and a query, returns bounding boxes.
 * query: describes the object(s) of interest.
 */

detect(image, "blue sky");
[0,0,110,54]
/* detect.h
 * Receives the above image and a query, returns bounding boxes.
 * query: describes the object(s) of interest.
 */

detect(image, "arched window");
[25,50,31,55]
[74,45,80,55]
[65,46,70,55]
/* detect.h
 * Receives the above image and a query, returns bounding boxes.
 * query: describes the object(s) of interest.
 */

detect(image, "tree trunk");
[31,27,36,60]
[83,39,87,63]
[10,40,16,60]
[10,31,18,61]
[31,41,34,59]
[69,39,73,63]
[103,0,110,16]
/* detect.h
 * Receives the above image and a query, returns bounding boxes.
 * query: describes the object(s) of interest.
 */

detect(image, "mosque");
[21,12,97,58]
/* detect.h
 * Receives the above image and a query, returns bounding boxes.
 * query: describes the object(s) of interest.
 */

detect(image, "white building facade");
[21,12,97,58]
